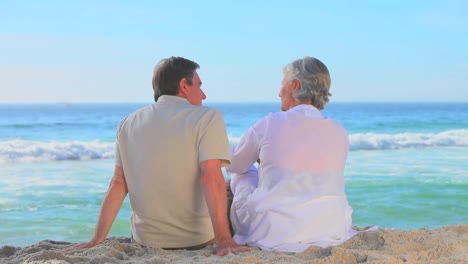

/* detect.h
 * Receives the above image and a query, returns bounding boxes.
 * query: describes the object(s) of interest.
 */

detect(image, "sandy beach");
[1,224,466,264]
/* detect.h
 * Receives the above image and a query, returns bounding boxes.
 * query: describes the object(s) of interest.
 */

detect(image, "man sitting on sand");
[67,56,248,256]
[226,56,357,252]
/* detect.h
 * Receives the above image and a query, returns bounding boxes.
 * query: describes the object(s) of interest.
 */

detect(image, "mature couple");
[67,56,355,255]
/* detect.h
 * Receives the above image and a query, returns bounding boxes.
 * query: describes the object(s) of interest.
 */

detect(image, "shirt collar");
[288,104,325,119]
[156,95,191,105]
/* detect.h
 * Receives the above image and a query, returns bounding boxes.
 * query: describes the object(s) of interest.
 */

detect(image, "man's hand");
[215,239,250,256]
[63,239,103,252]
[64,166,128,253]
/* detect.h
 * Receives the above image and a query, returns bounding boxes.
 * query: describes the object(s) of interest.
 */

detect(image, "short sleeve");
[198,110,231,167]
[115,141,122,166]
[114,117,127,167]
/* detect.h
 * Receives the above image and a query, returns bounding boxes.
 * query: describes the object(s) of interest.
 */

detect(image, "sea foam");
[229,129,468,150]
[1,129,467,162]
[0,140,114,163]
[348,129,468,150]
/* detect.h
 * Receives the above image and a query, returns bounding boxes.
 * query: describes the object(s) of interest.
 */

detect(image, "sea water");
[0,102,467,246]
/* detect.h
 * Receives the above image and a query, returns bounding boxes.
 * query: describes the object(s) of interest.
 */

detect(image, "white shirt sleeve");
[226,126,260,175]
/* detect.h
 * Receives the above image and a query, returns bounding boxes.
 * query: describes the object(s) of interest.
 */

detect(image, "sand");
[1,224,466,264]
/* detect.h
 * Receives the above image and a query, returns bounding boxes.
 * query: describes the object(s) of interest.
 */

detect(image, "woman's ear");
[292,79,301,91]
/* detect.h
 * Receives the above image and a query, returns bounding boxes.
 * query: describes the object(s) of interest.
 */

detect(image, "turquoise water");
[0,102,467,246]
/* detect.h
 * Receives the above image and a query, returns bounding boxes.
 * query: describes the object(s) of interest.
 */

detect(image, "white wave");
[1,130,467,163]
[228,135,242,145]
[349,129,468,150]
[0,140,115,163]
[230,130,468,151]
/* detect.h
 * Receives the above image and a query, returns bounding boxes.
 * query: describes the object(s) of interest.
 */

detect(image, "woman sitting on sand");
[226,56,357,252]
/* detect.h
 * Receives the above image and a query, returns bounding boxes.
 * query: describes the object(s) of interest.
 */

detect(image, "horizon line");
[0,100,467,105]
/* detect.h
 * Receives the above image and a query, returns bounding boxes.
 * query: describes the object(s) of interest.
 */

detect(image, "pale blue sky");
[1,0,467,103]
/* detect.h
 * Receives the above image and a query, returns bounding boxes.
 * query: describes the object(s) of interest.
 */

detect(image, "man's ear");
[178,78,189,96]
[292,79,301,91]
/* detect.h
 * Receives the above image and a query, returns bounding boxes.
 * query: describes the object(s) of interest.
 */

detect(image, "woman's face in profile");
[279,74,297,111]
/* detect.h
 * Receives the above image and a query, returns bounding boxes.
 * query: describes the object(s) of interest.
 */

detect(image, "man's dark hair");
[152,57,200,102]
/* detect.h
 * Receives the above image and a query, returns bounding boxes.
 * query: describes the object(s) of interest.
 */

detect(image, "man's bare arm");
[200,159,250,256]
[64,165,128,251]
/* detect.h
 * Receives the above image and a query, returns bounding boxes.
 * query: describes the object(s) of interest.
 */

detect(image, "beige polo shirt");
[115,95,231,248]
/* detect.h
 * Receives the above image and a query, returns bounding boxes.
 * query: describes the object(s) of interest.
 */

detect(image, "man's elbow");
[109,178,128,194]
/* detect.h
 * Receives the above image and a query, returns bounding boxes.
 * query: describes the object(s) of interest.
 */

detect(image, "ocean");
[0,102,467,247]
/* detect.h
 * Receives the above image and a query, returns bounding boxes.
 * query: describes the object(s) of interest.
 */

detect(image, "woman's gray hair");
[283,56,332,110]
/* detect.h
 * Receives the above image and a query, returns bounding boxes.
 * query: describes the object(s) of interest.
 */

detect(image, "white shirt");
[226,104,356,252]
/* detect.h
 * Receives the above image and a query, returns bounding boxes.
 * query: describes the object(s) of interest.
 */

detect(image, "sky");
[0,0,467,103]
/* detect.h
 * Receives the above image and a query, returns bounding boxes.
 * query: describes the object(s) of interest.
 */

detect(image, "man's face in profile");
[184,71,206,106]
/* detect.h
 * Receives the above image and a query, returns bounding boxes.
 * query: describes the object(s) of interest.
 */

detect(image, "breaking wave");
[1,129,467,162]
